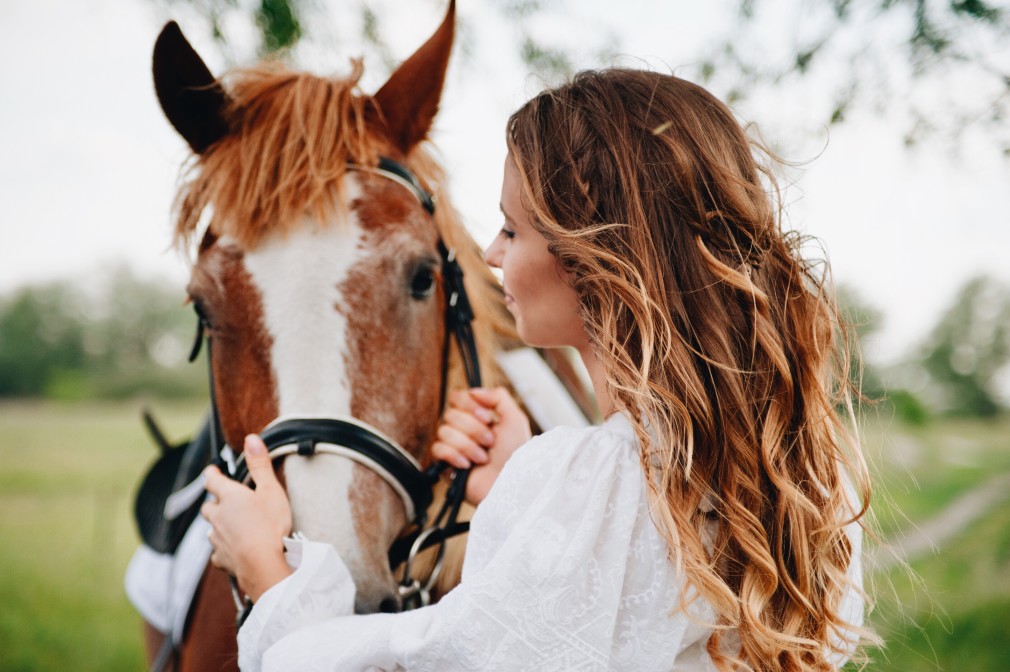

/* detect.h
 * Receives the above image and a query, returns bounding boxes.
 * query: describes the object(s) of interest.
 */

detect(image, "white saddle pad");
[125,514,212,644]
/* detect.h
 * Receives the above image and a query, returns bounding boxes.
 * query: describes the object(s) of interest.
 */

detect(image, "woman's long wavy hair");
[507,69,873,671]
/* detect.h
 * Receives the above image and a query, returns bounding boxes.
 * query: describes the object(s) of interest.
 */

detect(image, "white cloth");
[237,414,863,671]
[125,515,214,643]
[124,445,236,640]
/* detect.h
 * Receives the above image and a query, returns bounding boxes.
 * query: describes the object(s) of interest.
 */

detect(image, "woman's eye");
[499,226,515,239]
[410,267,437,299]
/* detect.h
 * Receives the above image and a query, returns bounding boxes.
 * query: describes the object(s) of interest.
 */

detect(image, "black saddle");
[134,410,220,555]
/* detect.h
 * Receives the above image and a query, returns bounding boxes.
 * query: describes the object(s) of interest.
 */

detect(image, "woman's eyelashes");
[499,225,515,239]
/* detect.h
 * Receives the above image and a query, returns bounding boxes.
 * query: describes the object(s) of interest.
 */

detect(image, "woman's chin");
[514,320,533,346]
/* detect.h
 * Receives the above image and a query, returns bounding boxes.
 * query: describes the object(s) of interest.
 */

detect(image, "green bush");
[885,388,930,426]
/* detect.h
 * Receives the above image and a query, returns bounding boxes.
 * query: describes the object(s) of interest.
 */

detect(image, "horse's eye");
[410,267,437,299]
[190,297,212,327]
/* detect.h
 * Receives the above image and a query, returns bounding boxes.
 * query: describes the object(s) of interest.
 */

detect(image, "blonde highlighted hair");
[507,69,873,670]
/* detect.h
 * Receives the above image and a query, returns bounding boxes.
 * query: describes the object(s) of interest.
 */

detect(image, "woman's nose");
[484,235,503,268]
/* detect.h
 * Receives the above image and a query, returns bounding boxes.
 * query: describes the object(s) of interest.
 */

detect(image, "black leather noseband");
[233,416,434,525]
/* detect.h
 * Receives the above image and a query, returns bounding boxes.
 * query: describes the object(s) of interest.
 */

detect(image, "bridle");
[190,156,481,622]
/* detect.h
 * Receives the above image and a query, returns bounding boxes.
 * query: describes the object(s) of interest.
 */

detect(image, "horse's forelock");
[174,60,380,251]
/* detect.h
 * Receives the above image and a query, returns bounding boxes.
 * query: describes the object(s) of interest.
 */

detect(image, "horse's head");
[153,1,508,612]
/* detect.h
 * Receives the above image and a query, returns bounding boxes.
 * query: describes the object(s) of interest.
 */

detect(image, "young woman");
[203,68,871,671]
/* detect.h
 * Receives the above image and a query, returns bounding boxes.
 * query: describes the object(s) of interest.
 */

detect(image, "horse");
[136,2,587,669]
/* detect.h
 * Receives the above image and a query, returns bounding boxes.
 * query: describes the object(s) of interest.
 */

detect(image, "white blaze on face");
[240,177,380,593]
[241,188,365,418]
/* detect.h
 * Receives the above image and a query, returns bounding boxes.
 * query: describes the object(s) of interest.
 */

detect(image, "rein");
[189,156,479,623]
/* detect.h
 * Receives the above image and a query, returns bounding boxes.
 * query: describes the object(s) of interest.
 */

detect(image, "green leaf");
[256,0,302,54]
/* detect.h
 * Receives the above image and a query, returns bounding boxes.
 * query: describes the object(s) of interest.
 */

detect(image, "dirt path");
[872,471,1010,571]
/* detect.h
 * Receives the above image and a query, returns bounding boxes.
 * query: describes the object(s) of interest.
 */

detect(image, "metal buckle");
[397,526,449,610]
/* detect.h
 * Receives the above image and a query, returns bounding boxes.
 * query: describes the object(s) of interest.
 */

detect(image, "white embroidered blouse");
[237,413,863,671]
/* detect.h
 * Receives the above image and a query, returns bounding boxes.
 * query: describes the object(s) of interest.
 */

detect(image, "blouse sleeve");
[237,422,690,672]
[828,484,866,669]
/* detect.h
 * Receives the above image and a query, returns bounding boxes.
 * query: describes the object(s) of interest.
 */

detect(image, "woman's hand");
[431,386,532,505]
[201,435,293,603]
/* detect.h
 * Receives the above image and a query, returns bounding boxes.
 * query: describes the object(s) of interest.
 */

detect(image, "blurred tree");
[837,283,886,399]
[0,283,87,396]
[697,0,1010,153]
[84,265,206,399]
[87,266,192,370]
[155,0,302,56]
[837,284,934,424]
[0,269,205,400]
[146,0,1009,152]
[257,0,302,53]
[916,275,1010,416]
[884,387,931,425]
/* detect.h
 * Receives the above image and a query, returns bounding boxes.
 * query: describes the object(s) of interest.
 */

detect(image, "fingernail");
[455,456,471,469]
[474,450,489,465]
[245,434,265,455]
[474,407,494,423]
[481,430,496,446]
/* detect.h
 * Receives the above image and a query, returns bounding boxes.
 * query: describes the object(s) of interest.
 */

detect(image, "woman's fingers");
[467,386,519,420]
[243,434,281,492]
[431,441,470,469]
[435,423,489,465]
[446,389,497,423]
[433,394,501,469]
[443,408,496,446]
[207,529,223,568]
[200,498,216,521]
[201,436,279,497]
[434,386,533,506]
[199,434,293,594]
[202,464,242,504]
[468,387,532,447]
[202,464,224,497]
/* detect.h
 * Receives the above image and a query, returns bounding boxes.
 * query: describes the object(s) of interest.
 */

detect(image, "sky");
[2,0,1009,366]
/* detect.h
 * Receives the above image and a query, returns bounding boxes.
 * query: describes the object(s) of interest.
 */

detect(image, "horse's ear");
[153,21,230,154]
[371,0,455,154]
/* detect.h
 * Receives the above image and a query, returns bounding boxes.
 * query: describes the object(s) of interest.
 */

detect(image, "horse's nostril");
[378,596,401,613]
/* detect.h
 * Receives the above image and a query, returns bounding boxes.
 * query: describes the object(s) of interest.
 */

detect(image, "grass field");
[1,400,1008,670]
[855,412,1010,671]
[0,400,205,671]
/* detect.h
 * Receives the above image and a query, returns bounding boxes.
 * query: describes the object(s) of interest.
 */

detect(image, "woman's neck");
[577,344,617,419]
